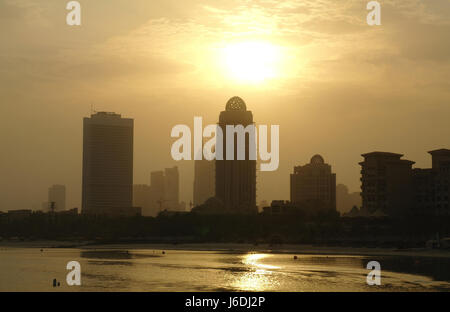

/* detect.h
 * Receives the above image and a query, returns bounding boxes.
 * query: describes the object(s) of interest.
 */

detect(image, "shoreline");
[1,240,450,258]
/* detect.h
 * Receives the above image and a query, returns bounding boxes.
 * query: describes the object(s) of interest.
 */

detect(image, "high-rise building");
[148,167,182,214]
[360,152,414,216]
[82,112,136,216]
[429,149,450,216]
[215,96,257,214]
[290,154,336,212]
[358,149,449,217]
[430,149,450,170]
[48,184,66,211]
[413,149,450,216]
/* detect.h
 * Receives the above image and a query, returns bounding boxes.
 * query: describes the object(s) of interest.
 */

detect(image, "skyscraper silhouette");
[215,97,257,214]
[82,112,135,216]
[148,167,181,214]
[290,154,336,212]
[413,149,450,216]
[360,152,414,216]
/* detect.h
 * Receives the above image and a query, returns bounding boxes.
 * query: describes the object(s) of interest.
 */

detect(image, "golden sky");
[1,0,450,210]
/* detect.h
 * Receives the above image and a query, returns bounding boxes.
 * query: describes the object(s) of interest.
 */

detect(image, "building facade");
[413,149,450,216]
[360,152,414,216]
[148,167,182,215]
[82,112,135,216]
[290,154,336,212]
[215,97,257,214]
[429,149,450,215]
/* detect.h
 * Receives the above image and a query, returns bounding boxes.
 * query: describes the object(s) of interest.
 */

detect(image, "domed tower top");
[226,96,247,111]
[310,154,325,165]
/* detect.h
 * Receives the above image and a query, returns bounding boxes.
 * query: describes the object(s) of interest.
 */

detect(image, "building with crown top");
[215,96,257,214]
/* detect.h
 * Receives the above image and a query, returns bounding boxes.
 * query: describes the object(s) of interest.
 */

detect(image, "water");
[1,248,449,291]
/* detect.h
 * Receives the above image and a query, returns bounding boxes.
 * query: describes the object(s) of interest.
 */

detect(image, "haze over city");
[1,0,449,212]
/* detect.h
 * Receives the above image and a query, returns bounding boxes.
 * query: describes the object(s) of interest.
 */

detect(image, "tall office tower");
[360,152,414,216]
[48,184,66,211]
[215,96,257,214]
[164,166,179,210]
[193,158,215,207]
[82,112,134,216]
[290,154,337,212]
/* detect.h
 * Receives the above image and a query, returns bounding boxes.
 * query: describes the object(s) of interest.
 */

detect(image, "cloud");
[393,22,450,62]
[1,0,450,210]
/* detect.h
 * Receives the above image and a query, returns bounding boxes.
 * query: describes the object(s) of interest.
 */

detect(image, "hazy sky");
[1,0,449,211]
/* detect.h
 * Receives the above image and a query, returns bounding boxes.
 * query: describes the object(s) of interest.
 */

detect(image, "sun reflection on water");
[231,253,281,291]
[243,253,280,270]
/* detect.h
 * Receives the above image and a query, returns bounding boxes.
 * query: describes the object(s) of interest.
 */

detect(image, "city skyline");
[5,103,448,217]
[1,0,449,213]
[1,0,450,295]
[1,103,449,213]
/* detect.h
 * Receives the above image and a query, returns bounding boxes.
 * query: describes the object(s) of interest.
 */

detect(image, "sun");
[221,41,282,84]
